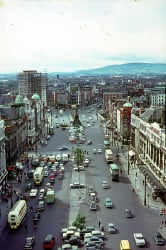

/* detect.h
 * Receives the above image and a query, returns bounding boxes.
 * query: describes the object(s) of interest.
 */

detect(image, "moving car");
[43,234,55,249]
[24,236,35,250]
[153,231,165,245]
[87,140,92,145]
[105,198,113,208]
[125,208,133,218]
[29,189,38,197]
[108,223,116,234]
[133,233,146,247]
[33,211,41,222]
[102,180,109,189]
[97,149,102,153]
[59,146,69,151]
[37,200,45,211]
[89,201,97,211]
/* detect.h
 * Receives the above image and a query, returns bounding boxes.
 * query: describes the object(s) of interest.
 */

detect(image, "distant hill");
[75,63,166,76]
[0,63,166,79]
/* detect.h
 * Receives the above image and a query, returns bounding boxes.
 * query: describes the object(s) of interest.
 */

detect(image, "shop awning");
[138,165,163,189]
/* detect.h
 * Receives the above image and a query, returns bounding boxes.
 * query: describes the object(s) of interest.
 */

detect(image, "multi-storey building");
[151,93,165,107]
[18,70,47,105]
[0,119,7,188]
[131,107,166,201]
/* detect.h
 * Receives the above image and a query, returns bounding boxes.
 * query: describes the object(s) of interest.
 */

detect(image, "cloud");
[0,0,166,73]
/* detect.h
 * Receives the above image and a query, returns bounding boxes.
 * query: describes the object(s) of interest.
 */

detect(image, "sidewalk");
[0,175,26,237]
[119,150,166,238]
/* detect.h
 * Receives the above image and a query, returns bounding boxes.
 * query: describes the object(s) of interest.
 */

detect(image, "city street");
[0,108,165,249]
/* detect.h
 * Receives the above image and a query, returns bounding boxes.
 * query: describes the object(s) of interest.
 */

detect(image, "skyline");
[0,0,166,73]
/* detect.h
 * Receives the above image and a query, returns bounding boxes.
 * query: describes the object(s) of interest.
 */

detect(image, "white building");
[151,93,165,107]
[131,107,166,192]
[0,119,7,186]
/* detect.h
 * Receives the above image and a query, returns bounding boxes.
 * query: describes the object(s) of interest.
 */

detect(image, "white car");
[97,148,102,153]
[93,149,97,154]
[29,189,38,197]
[102,180,109,189]
[84,159,89,165]
[134,233,146,246]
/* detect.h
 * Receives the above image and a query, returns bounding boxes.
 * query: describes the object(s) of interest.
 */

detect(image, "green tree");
[72,214,86,231]
[74,147,84,165]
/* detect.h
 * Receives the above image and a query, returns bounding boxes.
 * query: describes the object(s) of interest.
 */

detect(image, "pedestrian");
[30,206,33,213]
[120,168,122,175]
[132,188,135,193]
[136,172,137,177]
[98,220,101,228]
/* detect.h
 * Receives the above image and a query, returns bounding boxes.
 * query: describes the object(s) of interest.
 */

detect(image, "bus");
[33,167,44,185]
[8,200,27,229]
[110,163,119,181]
[105,149,114,163]
[104,140,110,149]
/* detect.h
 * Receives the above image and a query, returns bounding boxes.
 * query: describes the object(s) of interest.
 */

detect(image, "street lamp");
[135,178,137,189]
[144,173,148,206]
[127,148,130,175]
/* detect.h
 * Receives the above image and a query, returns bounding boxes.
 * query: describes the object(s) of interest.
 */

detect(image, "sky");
[0,0,166,73]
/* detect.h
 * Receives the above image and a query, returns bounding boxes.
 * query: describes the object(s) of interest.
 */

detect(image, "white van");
[56,154,61,161]
[62,153,69,163]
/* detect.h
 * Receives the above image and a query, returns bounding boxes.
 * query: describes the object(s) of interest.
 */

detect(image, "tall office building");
[18,70,47,105]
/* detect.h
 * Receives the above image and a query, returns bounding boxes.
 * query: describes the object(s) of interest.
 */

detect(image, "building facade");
[18,70,47,106]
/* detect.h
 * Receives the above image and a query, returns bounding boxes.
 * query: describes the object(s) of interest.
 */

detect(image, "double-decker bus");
[110,163,119,181]
[33,167,44,185]
[105,149,114,163]
[8,200,27,229]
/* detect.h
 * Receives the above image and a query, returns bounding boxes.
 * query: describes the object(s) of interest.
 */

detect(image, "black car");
[125,208,133,218]
[24,236,35,250]
[69,236,82,246]
[27,170,34,178]
[25,183,32,192]
[87,140,92,145]
[153,231,165,245]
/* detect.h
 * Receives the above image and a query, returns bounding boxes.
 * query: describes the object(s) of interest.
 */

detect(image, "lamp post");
[135,178,137,189]
[127,148,130,175]
[144,173,148,206]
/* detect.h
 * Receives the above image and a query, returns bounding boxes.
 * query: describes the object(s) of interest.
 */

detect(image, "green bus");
[110,163,119,182]
[104,140,110,149]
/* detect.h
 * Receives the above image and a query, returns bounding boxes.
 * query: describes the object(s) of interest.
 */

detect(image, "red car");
[43,234,55,249]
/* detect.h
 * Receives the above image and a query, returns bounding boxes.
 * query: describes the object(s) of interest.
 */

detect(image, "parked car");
[24,236,35,250]
[133,233,146,247]
[43,234,55,249]
[153,231,165,245]
[70,182,86,189]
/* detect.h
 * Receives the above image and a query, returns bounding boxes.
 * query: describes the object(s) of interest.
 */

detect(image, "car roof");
[44,234,54,240]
